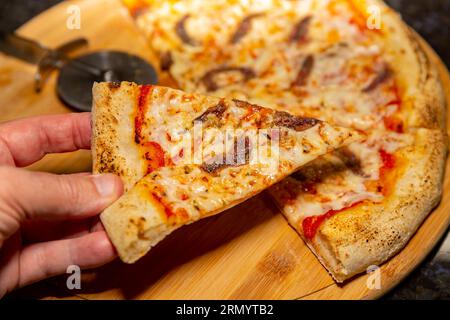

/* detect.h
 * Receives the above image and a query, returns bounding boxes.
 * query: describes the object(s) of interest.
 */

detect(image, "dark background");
[0,0,449,300]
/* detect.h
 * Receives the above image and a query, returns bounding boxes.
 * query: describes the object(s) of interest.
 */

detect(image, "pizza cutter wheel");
[57,51,158,111]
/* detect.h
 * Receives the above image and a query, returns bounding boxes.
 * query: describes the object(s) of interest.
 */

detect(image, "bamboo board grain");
[1,0,449,300]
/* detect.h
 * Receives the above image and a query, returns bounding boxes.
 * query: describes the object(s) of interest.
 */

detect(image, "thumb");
[0,167,123,223]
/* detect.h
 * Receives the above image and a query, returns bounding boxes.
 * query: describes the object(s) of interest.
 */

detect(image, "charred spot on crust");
[230,13,264,44]
[273,111,320,131]
[194,99,227,123]
[160,51,173,71]
[201,136,250,174]
[129,217,148,240]
[175,14,198,46]
[200,66,256,91]
[362,64,392,92]
[97,149,120,174]
[108,82,121,90]
[292,55,314,87]
[289,15,312,43]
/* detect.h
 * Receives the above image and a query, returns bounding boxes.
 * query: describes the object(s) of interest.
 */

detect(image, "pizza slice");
[92,82,362,263]
[269,127,446,282]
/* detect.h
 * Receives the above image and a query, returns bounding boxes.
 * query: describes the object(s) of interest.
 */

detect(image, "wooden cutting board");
[1,0,449,300]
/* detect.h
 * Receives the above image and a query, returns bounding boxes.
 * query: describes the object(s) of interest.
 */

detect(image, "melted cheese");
[128,0,412,225]
[144,121,357,222]
[269,128,413,220]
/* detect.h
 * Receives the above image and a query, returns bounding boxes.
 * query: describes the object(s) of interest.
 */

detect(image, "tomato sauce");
[302,201,364,240]
[134,85,169,174]
[152,192,189,222]
[134,85,152,144]
[383,115,404,133]
[143,141,165,174]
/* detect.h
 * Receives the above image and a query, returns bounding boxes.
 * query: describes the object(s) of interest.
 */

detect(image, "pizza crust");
[370,0,446,131]
[405,31,447,131]
[102,173,291,264]
[313,128,446,282]
[91,82,147,190]
[100,181,177,263]
[302,1,448,282]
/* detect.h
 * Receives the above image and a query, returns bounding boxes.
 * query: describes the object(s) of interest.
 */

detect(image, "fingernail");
[91,174,119,198]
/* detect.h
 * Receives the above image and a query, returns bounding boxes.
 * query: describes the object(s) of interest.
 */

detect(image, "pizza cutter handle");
[35,37,91,92]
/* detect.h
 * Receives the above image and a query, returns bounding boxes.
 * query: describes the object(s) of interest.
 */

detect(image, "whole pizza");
[97,0,447,282]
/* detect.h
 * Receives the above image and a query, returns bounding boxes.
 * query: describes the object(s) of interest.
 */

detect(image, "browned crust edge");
[307,0,448,282]
[312,128,447,282]
[91,82,146,191]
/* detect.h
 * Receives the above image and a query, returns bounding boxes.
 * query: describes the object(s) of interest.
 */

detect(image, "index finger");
[0,112,91,167]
